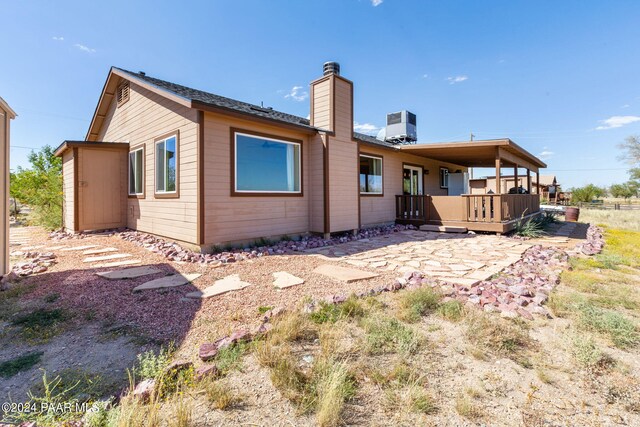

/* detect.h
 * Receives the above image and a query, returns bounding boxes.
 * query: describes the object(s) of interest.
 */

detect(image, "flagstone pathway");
[306,230,532,286]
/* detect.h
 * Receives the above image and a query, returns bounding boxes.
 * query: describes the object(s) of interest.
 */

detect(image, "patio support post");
[535,171,539,194]
[526,169,531,193]
[495,151,501,195]
[514,165,518,192]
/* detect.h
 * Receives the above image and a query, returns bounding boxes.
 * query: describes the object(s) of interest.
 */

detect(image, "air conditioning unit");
[384,110,417,144]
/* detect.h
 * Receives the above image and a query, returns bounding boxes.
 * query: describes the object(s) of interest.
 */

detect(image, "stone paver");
[93,260,141,268]
[134,273,201,291]
[96,266,162,280]
[186,274,252,299]
[313,264,379,283]
[273,271,305,289]
[83,247,118,255]
[83,253,131,263]
[60,245,99,252]
[305,230,531,285]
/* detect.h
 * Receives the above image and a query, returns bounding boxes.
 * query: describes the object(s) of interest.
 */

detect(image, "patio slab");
[185,274,252,299]
[96,266,162,280]
[83,253,131,263]
[60,245,99,252]
[134,273,201,291]
[273,271,305,289]
[83,247,119,255]
[312,264,379,283]
[93,260,142,268]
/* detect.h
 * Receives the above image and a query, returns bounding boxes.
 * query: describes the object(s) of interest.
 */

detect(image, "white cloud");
[621,104,630,109]
[371,0,383,6]
[354,122,381,135]
[74,43,96,53]
[422,73,429,79]
[538,149,555,160]
[52,36,64,41]
[595,115,640,130]
[447,75,468,84]
[284,85,308,102]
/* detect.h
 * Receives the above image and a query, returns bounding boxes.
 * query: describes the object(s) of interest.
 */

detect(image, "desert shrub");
[436,300,465,322]
[0,351,43,378]
[465,313,532,361]
[576,303,639,348]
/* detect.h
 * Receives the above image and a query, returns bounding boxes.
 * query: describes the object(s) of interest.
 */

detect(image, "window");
[128,147,144,196]
[155,135,178,194]
[234,131,301,194]
[117,82,130,107]
[360,154,383,194]
[440,167,449,189]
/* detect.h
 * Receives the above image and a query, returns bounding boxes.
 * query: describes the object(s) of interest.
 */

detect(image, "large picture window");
[128,147,144,196]
[360,154,383,195]
[234,131,301,194]
[155,135,177,194]
[440,167,449,189]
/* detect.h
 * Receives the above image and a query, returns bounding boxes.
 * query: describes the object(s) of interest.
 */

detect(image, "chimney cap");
[323,61,340,76]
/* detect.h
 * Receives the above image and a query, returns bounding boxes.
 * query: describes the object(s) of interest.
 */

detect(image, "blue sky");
[2,0,640,188]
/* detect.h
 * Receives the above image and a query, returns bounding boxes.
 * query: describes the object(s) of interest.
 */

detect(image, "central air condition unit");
[384,110,417,144]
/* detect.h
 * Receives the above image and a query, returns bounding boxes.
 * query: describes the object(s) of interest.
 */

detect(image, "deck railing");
[395,194,540,224]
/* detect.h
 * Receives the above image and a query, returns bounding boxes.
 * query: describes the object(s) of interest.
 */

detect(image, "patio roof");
[399,139,547,172]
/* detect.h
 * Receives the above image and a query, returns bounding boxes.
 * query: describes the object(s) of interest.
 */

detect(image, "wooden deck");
[395,194,541,233]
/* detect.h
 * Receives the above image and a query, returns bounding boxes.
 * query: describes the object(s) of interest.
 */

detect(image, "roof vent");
[139,71,146,76]
[323,62,340,76]
[384,110,417,144]
[117,82,130,107]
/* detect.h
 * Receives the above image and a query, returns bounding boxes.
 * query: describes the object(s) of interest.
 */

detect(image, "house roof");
[114,67,315,131]
[86,67,397,150]
[0,96,16,119]
[54,140,129,157]
[399,139,547,171]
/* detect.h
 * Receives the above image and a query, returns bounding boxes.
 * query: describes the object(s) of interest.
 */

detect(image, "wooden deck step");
[419,225,468,233]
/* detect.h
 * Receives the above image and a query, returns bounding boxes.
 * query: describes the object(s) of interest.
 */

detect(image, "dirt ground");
[1,222,638,425]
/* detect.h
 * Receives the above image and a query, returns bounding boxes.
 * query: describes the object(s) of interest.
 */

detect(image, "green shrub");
[436,300,465,322]
[135,348,171,380]
[576,303,639,348]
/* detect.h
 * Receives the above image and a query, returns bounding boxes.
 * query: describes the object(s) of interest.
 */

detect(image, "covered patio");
[395,139,547,233]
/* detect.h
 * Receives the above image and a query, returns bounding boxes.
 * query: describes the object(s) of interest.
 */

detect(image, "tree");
[609,183,635,200]
[570,184,607,204]
[10,145,63,229]
[618,135,640,165]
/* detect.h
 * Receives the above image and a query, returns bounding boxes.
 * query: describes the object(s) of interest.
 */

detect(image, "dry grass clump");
[202,378,240,410]
[436,300,466,322]
[362,316,423,355]
[455,395,483,420]
[253,311,356,426]
[464,313,532,362]
[397,287,441,323]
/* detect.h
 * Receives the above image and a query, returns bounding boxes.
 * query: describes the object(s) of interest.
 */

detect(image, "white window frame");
[234,132,302,194]
[155,134,178,194]
[128,147,144,196]
[359,154,383,195]
[440,167,449,189]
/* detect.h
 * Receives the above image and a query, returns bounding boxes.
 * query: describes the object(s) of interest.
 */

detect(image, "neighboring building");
[1,96,17,275]
[55,63,546,251]
[470,174,559,198]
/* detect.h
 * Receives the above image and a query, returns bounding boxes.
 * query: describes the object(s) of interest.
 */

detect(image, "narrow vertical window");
[128,147,144,196]
[155,135,178,194]
[440,167,449,189]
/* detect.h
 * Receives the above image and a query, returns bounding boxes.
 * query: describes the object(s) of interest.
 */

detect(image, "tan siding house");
[56,63,547,249]
[1,97,16,275]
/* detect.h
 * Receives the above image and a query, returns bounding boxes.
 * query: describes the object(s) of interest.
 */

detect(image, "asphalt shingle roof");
[114,67,397,150]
